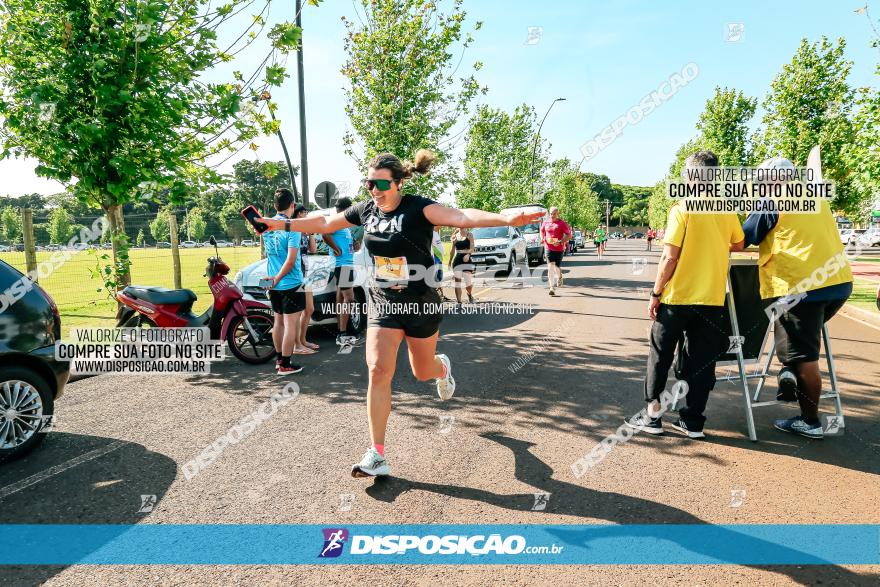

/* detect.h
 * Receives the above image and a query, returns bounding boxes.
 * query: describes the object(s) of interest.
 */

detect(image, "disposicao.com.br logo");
[318,528,564,558]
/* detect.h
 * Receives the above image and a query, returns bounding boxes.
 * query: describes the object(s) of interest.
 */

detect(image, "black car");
[0,260,69,464]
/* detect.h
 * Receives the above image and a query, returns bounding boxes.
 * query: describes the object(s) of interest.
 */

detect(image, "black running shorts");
[546,250,564,265]
[367,286,442,338]
[774,297,846,364]
[269,288,306,315]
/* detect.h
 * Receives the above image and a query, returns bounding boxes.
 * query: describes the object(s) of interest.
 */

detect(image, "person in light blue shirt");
[263,188,305,374]
[322,197,360,345]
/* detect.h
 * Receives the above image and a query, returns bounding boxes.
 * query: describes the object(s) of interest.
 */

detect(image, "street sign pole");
[295,0,309,208]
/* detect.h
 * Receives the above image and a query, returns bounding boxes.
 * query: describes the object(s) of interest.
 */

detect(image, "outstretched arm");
[258,211,355,234]
[424,204,544,229]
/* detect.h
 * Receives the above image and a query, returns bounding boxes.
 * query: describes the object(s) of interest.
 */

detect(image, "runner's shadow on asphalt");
[0,433,177,585]
[364,432,869,586]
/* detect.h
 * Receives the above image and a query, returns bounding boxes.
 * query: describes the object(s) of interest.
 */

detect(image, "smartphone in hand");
[259,277,274,290]
[240,205,268,234]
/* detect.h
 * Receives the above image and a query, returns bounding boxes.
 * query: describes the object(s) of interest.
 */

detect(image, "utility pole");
[253,91,299,202]
[604,199,611,230]
[530,97,566,199]
[295,0,309,208]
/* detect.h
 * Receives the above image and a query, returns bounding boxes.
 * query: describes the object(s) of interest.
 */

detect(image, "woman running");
[257,149,542,477]
[448,227,475,305]
[292,204,319,354]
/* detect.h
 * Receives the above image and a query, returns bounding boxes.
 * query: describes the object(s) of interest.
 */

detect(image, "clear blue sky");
[2,0,877,202]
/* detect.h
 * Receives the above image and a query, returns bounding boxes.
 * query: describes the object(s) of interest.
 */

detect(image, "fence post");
[21,208,38,281]
[169,211,182,290]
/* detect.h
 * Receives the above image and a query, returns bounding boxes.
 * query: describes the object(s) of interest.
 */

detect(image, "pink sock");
[373,443,385,456]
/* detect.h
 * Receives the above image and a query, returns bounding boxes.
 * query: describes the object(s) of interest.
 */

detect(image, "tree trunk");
[103,202,131,290]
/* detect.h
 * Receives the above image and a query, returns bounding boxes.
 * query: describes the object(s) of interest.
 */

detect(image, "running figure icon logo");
[319,528,349,558]
[531,492,551,511]
[822,415,844,436]
[137,494,157,513]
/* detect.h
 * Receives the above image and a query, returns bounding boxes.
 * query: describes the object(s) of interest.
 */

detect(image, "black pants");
[644,304,729,428]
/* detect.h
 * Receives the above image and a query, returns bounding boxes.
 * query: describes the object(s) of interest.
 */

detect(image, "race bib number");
[374,255,409,282]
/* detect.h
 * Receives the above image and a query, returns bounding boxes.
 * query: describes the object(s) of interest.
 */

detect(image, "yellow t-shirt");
[660,205,744,306]
[756,200,853,299]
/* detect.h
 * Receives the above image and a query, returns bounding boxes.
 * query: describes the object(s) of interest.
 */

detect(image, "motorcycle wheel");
[225,312,276,364]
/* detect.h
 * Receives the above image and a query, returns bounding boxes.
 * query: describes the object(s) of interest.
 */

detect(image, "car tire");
[0,368,54,465]
[349,288,367,334]
[503,253,517,276]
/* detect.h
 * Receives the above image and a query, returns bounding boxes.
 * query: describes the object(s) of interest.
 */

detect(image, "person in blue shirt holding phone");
[263,188,305,375]
[323,197,360,346]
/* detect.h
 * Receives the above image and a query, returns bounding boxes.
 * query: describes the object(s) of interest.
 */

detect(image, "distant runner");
[540,207,571,296]
[595,224,607,257]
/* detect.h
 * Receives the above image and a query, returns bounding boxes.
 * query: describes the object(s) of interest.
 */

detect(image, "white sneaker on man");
[436,354,456,400]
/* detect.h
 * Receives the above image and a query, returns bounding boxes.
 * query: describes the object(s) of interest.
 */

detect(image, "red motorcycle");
[115,236,275,364]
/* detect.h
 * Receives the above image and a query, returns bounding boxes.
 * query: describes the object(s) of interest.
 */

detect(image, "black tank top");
[454,236,470,251]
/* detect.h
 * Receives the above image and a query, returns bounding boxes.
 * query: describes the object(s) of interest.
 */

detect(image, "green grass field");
[849,277,879,315]
[0,246,263,330]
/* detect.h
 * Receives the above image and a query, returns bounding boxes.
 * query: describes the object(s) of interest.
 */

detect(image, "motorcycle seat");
[124,286,197,306]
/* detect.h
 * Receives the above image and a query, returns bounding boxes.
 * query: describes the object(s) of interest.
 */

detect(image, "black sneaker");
[777,368,799,402]
[668,417,706,439]
[624,412,663,434]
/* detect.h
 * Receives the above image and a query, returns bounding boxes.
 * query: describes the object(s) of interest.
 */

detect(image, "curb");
[840,303,880,332]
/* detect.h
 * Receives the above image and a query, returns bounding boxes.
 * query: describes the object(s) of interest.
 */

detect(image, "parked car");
[0,245,10,253]
[470,225,527,273]
[179,240,197,248]
[857,227,880,247]
[574,231,585,248]
[240,239,257,247]
[500,204,547,265]
[235,207,369,333]
[838,228,854,245]
[629,232,645,239]
[214,240,233,248]
[0,260,69,464]
[157,241,172,249]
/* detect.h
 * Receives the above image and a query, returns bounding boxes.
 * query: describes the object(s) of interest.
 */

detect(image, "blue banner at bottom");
[0,524,877,565]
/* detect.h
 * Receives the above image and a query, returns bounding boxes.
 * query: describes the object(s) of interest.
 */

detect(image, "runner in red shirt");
[540,207,572,296]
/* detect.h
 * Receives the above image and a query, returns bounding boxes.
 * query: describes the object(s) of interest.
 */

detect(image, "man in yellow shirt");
[626,151,745,439]
[742,157,853,439]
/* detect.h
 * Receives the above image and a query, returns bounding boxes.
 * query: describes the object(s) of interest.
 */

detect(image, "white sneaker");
[436,354,455,400]
[351,447,390,477]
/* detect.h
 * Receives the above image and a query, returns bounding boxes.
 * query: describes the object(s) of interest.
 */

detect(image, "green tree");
[48,207,73,243]
[612,185,651,226]
[1,206,22,243]
[341,0,485,200]
[232,159,295,213]
[544,160,600,230]
[135,228,145,248]
[149,211,170,243]
[753,37,859,213]
[458,104,549,211]
[846,9,880,219]
[696,87,757,166]
[0,0,310,290]
[187,208,207,242]
[219,202,250,242]
[647,138,702,228]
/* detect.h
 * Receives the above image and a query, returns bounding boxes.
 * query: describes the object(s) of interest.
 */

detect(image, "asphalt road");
[2,240,878,586]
